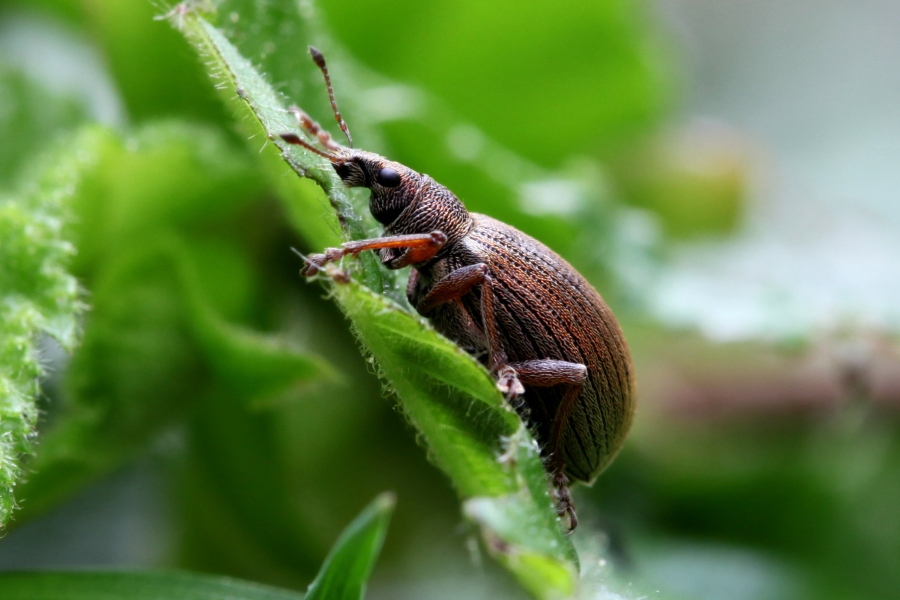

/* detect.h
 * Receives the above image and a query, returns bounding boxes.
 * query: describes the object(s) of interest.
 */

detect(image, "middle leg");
[406,262,509,380]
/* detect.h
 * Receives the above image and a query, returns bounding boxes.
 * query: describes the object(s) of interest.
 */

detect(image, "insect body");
[283,47,635,531]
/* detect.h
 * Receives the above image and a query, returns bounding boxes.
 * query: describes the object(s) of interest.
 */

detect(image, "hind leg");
[411,272,588,532]
[503,360,586,532]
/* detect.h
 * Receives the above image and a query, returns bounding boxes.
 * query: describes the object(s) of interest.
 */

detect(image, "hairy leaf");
[0,129,91,527]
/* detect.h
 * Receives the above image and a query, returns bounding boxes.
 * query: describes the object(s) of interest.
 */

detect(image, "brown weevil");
[282,47,635,532]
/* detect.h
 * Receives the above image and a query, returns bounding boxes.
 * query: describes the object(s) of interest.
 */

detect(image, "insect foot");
[290,247,351,283]
[299,253,328,277]
[553,470,578,534]
[495,365,525,398]
[299,247,348,276]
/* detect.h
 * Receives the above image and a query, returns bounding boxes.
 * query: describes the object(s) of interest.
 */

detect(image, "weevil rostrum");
[281,47,635,532]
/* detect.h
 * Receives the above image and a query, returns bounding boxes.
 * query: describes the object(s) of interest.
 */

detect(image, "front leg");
[302,231,447,276]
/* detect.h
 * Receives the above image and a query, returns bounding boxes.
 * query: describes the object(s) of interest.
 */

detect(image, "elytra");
[281,46,635,532]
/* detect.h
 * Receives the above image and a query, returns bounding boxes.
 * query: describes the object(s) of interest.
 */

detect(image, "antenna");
[309,46,353,148]
[279,133,337,160]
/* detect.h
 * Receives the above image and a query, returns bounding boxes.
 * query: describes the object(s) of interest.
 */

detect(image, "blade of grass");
[305,492,395,600]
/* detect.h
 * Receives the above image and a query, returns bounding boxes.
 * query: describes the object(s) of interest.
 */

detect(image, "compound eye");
[376,167,402,188]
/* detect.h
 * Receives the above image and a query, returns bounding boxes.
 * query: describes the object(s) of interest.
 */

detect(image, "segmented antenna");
[279,133,337,159]
[309,46,353,148]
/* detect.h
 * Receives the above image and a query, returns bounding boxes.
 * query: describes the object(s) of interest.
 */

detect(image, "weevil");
[281,47,635,531]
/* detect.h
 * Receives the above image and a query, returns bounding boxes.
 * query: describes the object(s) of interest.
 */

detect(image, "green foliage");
[0,491,394,600]
[0,571,304,600]
[15,122,334,523]
[334,279,581,596]
[0,135,87,527]
[84,0,228,124]
[0,35,100,526]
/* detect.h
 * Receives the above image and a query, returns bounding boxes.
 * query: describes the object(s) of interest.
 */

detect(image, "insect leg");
[414,263,488,314]
[507,359,587,533]
[475,273,511,380]
[407,262,511,384]
[302,231,447,275]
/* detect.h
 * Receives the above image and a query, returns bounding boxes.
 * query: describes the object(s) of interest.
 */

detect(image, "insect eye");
[376,167,402,187]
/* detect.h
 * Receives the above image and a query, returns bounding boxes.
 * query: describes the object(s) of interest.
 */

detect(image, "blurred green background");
[1,0,898,599]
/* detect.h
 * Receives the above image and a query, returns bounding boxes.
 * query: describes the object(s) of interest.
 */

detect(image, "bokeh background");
[1,0,898,598]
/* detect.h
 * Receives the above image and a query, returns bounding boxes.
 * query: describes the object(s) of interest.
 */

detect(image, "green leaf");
[0,125,93,527]
[174,6,578,597]
[305,492,395,600]
[0,570,304,600]
[171,236,339,406]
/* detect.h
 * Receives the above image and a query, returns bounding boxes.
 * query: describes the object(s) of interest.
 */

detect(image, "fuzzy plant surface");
[0,137,85,526]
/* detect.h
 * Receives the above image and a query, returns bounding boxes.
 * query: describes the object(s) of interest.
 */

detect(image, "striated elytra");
[282,46,635,532]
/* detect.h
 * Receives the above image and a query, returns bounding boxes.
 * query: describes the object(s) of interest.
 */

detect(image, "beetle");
[280,47,635,532]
